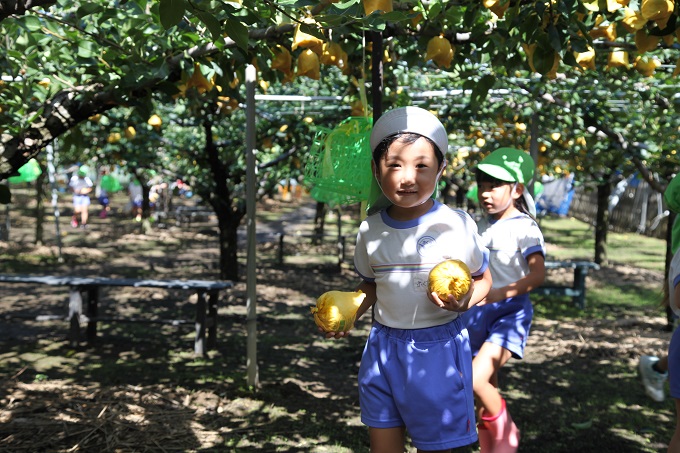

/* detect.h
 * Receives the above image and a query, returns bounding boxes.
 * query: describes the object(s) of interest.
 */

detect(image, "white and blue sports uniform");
[354,200,490,450]
[69,175,93,207]
[461,214,545,359]
[667,249,680,399]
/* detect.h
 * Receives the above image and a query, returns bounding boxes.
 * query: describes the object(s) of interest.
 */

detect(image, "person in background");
[96,168,111,219]
[68,166,94,229]
[128,179,143,222]
[321,106,492,452]
[462,148,546,453]
[639,172,680,453]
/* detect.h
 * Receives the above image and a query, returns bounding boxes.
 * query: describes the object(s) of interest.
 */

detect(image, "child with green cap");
[68,165,94,229]
[461,147,546,453]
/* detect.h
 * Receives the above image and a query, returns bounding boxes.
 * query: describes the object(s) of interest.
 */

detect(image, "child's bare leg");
[472,342,512,418]
[370,426,405,453]
[669,399,680,453]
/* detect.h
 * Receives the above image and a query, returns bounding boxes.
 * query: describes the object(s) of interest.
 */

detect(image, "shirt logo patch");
[416,235,437,257]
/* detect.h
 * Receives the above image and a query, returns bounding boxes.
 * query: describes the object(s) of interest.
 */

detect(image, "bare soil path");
[0,192,674,452]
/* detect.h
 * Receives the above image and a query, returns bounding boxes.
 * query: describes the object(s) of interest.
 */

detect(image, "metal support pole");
[245,64,259,388]
[46,143,64,262]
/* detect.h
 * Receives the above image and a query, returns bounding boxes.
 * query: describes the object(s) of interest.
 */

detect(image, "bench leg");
[85,285,100,342]
[68,287,83,347]
[574,268,587,309]
[195,291,207,356]
[207,290,218,351]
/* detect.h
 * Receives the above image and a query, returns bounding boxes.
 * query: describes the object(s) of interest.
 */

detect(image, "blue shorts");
[73,194,91,207]
[669,326,680,399]
[358,318,477,450]
[461,293,533,359]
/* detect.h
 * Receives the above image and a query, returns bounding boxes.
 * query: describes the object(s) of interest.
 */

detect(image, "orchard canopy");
[0,0,679,193]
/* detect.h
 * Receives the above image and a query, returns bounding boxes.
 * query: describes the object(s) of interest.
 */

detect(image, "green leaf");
[77,41,95,59]
[196,11,223,43]
[76,3,104,19]
[470,74,496,109]
[22,16,42,32]
[224,19,249,52]
[546,24,562,52]
[533,44,555,76]
[159,0,186,30]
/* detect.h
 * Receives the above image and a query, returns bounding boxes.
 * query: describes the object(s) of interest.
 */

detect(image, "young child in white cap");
[323,106,492,452]
[461,147,546,453]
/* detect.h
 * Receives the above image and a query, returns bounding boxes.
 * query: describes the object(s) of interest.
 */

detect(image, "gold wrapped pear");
[428,259,472,302]
[311,290,366,332]
[425,36,454,68]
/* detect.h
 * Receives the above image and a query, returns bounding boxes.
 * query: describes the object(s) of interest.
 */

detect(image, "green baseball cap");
[77,165,89,176]
[665,173,680,214]
[477,147,535,184]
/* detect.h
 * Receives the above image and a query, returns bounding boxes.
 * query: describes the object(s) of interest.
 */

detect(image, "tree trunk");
[215,208,243,281]
[594,180,611,265]
[202,119,245,282]
[34,170,47,245]
[313,201,326,245]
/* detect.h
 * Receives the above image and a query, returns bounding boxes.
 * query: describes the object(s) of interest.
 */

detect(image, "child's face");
[374,136,441,213]
[477,179,521,218]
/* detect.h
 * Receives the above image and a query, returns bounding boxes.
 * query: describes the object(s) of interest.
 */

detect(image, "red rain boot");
[479,399,520,453]
[477,421,493,452]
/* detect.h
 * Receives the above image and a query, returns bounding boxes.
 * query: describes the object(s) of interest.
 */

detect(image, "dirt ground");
[0,192,674,452]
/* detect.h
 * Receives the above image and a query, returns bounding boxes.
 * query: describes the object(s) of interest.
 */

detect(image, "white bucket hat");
[369,106,448,155]
[367,107,448,215]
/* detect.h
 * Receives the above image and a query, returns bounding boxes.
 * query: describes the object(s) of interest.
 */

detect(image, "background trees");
[1,0,678,277]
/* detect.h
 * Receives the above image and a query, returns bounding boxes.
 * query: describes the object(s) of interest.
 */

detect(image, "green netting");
[305,117,373,206]
[8,159,42,184]
[310,186,358,208]
[100,174,122,192]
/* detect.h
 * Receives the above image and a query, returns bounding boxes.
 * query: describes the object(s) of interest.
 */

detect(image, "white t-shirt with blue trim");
[477,214,545,289]
[669,249,680,317]
[354,200,490,329]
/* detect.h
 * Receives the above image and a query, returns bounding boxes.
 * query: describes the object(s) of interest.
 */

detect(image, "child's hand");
[429,281,475,312]
[318,326,350,339]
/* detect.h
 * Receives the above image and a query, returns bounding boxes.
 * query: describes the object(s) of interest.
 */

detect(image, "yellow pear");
[271,45,292,74]
[124,126,136,140]
[320,42,344,66]
[292,20,324,55]
[311,290,366,332]
[296,49,320,80]
[589,21,617,41]
[428,260,472,307]
[363,0,393,15]
[575,46,596,70]
[483,0,509,18]
[107,132,121,144]
[635,29,661,52]
[148,114,162,130]
[425,36,454,68]
[641,0,674,21]
[621,7,647,33]
[634,55,661,76]
[186,63,214,94]
[607,50,630,69]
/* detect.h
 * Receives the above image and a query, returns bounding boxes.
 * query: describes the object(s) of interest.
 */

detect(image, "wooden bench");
[532,260,600,309]
[0,274,233,355]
